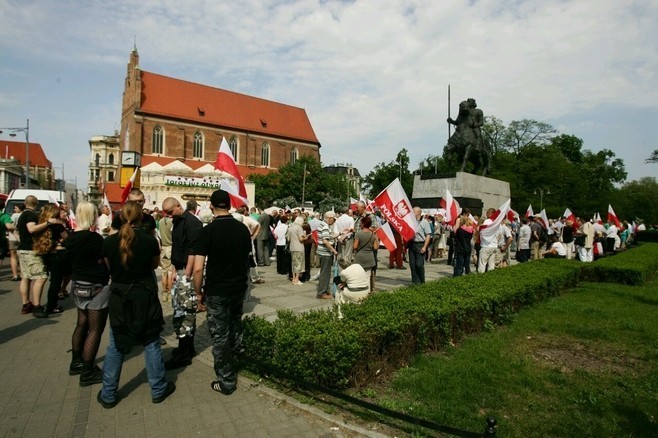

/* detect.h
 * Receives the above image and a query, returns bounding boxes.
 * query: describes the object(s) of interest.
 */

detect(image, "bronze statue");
[444,98,491,175]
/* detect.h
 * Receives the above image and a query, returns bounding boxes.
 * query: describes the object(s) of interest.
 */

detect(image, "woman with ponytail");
[97,201,174,409]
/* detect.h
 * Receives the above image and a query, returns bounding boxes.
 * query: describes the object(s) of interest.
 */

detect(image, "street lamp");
[0,119,30,188]
[534,187,550,211]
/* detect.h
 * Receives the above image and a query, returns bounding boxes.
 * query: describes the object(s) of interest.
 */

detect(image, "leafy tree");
[362,149,413,197]
[646,150,658,163]
[248,155,355,208]
[317,196,347,215]
[502,119,557,155]
[612,177,658,224]
[482,116,507,155]
[551,134,584,164]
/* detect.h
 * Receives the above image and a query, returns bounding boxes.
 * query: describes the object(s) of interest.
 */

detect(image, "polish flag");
[507,209,519,222]
[214,137,247,199]
[360,194,377,213]
[563,208,576,223]
[478,199,511,241]
[349,197,359,211]
[375,222,397,252]
[48,193,60,206]
[373,178,416,242]
[525,204,534,218]
[69,208,78,229]
[219,179,249,208]
[120,167,139,205]
[440,189,461,226]
[102,194,111,209]
[607,204,621,228]
[538,209,550,230]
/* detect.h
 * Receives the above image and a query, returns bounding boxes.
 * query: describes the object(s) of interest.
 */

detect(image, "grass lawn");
[364,280,658,437]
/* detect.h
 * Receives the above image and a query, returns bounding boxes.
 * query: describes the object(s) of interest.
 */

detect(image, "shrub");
[582,243,658,285]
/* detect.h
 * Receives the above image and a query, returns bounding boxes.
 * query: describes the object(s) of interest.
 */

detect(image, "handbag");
[72,280,104,298]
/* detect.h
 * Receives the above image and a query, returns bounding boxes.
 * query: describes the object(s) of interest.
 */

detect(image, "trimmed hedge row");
[243,244,658,388]
[243,259,583,388]
[582,242,658,285]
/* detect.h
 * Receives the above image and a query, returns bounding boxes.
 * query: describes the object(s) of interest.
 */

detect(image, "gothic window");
[193,131,204,159]
[152,125,164,154]
[260,142,270,167]
[229,136,239,162]
[290,148,298,164]
[108,153,115,165]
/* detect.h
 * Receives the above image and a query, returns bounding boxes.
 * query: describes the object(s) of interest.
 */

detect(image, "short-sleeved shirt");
[316,221,335,257]
[414,218,432,243]
[194,215,251,297]
[17,209,39,250]
[102,228,160,283]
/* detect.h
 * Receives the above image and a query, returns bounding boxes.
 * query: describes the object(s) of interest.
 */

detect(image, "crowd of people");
[4,189,650,408]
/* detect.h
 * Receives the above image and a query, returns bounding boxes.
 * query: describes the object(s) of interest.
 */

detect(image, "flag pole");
[448,84,451,140]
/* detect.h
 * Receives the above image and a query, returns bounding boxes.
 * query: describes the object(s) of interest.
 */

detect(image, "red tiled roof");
[139,71,319,145]
[1,140,52,168]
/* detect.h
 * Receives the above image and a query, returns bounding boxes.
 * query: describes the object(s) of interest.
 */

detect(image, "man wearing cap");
[316,211,339,299]
[193,190,251,395]
[161,196,203,369]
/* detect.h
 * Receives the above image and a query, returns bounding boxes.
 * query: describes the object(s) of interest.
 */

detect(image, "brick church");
[93,48,321,208]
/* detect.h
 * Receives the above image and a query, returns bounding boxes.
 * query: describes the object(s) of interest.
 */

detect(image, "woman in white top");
[273,215,289,275]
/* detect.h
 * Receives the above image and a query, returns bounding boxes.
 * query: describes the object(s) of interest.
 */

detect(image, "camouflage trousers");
[171,270,197,338]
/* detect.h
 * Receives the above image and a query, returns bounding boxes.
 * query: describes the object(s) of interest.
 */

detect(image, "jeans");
[453,252,471,276]
[409,243,425,284]
[317,254,334,296]
[206,293,245,391]
[101,329,167,402]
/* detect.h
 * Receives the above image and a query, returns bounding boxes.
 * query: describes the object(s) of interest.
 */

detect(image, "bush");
[582,243,658,284]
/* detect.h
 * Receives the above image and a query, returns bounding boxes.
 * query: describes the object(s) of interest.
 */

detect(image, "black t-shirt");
[111,211,156,234]
[562,225,574,244]
[194,215,251,297]
[64,230,110,284]
[102,228,160,283]
[17,209,39,250]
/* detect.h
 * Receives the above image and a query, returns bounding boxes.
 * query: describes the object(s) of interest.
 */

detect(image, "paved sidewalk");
[0,251,459,438]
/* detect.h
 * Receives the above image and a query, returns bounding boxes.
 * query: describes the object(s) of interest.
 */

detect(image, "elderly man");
[410,207,432,284]
[96,204,112,238]
[316,211,339,299]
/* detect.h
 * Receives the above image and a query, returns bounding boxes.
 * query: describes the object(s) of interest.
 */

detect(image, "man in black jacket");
[161,197,203,369]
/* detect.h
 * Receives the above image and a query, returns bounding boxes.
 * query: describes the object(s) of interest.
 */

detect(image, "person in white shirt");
[96,205,112,238]
[543,235,567,258]
[516,218,531,263]
[495,221,513,268]
[477,208,498,273]
[605,223,619,253]
[335,263,370,303]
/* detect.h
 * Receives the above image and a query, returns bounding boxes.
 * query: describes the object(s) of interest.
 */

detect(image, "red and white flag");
[120,167,139,205]
[607,204,621,228]
[69,209,78,229]
[479,199,511,241]
[440,189,461,226]
[538,209,549,230]
[563,208,576,223]
[375,222,397,252]
[220,179,249,209]
[214,137,247,199]
[373,178,416,242]
[102,194,111,209]
[525,204,534,218]
[507,209,519,222]
[349,197,359,211]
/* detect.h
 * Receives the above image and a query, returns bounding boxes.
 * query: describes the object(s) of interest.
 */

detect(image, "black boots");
[69,351,83,376]
[79,361,103,387]
[165,335,195,370]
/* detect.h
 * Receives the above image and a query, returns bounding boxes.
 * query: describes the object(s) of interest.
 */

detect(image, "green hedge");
[582,242,658,285]
[243,259,583,388]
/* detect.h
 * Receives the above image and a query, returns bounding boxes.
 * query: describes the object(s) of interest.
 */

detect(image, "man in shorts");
[17,195,55,317]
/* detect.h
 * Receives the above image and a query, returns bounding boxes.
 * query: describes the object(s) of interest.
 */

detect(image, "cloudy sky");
[1,0,656,191]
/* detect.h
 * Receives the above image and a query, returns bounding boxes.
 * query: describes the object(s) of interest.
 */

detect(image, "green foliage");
[248,155,355,208]
[612,177,658,224]
[362,149,413,197]
[582,243,658,284]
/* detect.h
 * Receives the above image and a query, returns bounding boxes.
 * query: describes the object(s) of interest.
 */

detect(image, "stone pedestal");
[411,172,510,216]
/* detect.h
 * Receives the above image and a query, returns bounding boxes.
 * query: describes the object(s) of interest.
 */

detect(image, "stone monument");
[411,97,509,216]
